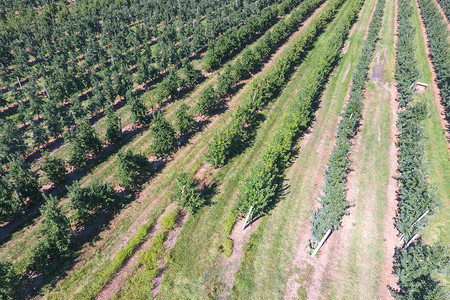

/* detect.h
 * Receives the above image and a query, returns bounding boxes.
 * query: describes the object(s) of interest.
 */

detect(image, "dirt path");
[151,212,188,299]
[378,0,400,296]
[284,2,378,299]
[219,218,261,299]
[96,203,175,300]
[416,0,450,144]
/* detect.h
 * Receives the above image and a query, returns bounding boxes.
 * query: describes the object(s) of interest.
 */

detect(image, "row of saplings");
[392,1,448,299]
[0,72,208,224]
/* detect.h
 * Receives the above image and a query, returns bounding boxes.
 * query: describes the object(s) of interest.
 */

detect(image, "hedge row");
[418,0,450,118]
[205,0,342,167]
[310,0,386,242]
[204,0,304,70]
[392,1,448,298]
[396,0,420,107]
[235,0,365,218]
[436,0,450,18]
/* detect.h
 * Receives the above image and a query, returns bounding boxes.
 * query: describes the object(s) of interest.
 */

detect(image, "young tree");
[0,177,19,223]
[149,112,177,157]
[7,158,40,203]
[105,107,122,143]
[68,180,118,224]
[29,194,72,271]
[129,95,148,125]
[173,171,204,214]
[0,261,16,300]
[116,150,149,190]
[0,120,27,164]
[42,154,66,184]
[43,101,64,138]
[194,84,219,116]
[181,58,200,86]
[30,120,50,148]
[174,104,194,135]
[154,69,180,104]
[69,121,102,167]
[217,64,236,96]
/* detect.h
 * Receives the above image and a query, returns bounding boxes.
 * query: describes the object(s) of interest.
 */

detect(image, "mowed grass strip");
[322,1,398,298]
[409,0,449,246]
[216,0,378,298]
[156,0,370,298]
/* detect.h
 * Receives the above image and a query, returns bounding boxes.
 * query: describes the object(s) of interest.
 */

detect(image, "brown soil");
[95,203,175,300]
[151,211,188,299]
[416,0,450,144]
[219,217,261,299]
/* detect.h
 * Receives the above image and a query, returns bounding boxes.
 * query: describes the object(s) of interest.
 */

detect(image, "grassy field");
[410,0,450,247]
[226,0,381,298]
[156,0,372,298]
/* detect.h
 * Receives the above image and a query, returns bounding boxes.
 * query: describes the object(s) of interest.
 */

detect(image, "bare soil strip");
[151,212,188,299]
[416,0,450,143]
[96,203,175,300]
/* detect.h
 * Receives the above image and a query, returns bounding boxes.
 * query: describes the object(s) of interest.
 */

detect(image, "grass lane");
[156,0,370,298]
[409,0,449,246]
[222,0,378,298]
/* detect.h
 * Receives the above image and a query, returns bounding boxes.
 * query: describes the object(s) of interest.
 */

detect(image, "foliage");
[105,106,122,143]
[0,261,16,300]
[173,171,204,214]
[149,112,177,157]
[194,84,219,116]
[69,121,102,167]
[396,0,419,107]
[310,0,385,241]
[418,0,450,118]
[180,58,200,86]
[7,157,41,203]
[0,177,19,223]
[0,120,27,164]
[29,194,73,272]
[129,94,148,125]
[116,150,149,190]
[392,242,449,299]
[174,103,194,135]
[68,179,118,224]
[42,154,67,184]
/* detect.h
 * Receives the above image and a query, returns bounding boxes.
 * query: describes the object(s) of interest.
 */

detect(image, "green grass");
[112,207,179,299]
[229,0,380,297]
[156,0,372,298]
[409,0,450,246]
[47,208,162,300]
